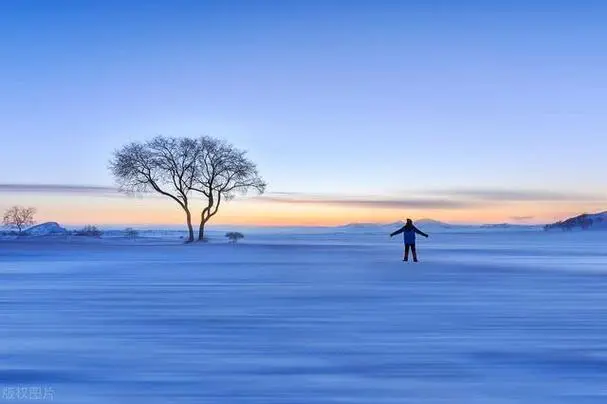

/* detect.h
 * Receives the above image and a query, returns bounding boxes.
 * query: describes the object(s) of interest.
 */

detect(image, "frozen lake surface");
[1,231,607,403]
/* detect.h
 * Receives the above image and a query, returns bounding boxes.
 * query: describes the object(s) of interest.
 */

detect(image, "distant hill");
[544,211,607,231]
[480,223,540,230]
[23,222,69,236]
[415,219,454,228]
[336,222,402,232]
[480,223,512,229]
[337,219,453,231]
[336,219,463,232]
[336,218,543,233]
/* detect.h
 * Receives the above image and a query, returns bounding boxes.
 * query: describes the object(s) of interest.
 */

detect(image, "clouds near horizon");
[424,188,606,202]
[2,184,605,211]
[257,188,606,210]
[1,183,604,226]
[0,183,118,195]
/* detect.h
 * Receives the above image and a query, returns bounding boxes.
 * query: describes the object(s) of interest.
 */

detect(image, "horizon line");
[17,218,549,229]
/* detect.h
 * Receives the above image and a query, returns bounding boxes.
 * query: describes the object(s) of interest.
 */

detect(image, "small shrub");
[225,232,244,244]
[124,228,139,239]
[75,225,103,237]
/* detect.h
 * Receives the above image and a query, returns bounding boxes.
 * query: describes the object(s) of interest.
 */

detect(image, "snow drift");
[23,222,69,236]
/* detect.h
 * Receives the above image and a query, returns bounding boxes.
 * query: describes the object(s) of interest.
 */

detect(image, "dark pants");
[404,243,418,262]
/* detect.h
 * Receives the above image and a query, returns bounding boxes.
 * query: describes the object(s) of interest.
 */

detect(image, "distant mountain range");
[337,219,539,232]
[337,219,452,230]
[544,211,607,231]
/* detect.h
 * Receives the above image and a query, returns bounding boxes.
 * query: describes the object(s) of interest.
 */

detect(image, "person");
[390,219,429,262]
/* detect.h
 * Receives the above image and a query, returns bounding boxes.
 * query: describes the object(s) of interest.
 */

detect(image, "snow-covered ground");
[1,230,606,403]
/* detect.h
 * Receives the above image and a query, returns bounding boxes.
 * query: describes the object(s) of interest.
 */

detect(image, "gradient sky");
[0,0,606,226]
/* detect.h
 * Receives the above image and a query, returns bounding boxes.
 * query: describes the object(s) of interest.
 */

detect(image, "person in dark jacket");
[390,219,429,262]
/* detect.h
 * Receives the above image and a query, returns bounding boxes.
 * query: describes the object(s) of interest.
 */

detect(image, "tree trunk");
[198,219,206,241]
[185,209,194,242]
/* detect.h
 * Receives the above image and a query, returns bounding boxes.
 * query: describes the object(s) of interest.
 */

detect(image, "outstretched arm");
[414,226,429,238]
[390,226,405,237]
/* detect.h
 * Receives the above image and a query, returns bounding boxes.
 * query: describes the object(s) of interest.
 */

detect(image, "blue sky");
[0,1,605,225]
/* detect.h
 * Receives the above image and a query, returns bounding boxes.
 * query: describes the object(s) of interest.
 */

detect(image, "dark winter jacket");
[390,224,428,244]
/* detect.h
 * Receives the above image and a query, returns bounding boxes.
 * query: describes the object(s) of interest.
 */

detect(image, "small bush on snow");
[75,225,103,237]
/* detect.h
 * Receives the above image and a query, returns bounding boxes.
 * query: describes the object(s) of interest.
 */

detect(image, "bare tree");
[3,206,36,234]
[192,136,266,241]
[109,136,200,242]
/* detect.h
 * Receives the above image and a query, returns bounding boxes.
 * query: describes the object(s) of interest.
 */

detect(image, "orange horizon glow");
[4,193,603,227]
